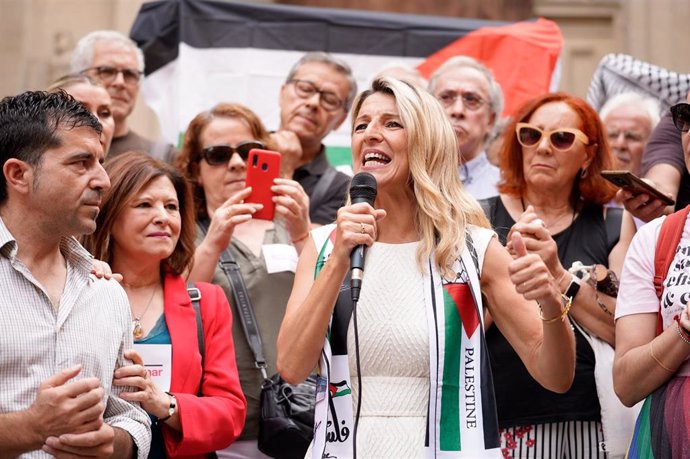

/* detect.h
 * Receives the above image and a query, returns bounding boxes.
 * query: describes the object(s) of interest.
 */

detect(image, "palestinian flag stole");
[424,236,501,458]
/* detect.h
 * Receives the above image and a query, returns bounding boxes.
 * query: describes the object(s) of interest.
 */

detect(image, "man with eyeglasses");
[271,52,356,225]
[70,30,178,163]
[617,95,690,223]
[599,92,660,176]
[429,56,504,200]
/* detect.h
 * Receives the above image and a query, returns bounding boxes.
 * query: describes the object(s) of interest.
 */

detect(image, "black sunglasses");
[200,141,265,166]
[670,103,690,133]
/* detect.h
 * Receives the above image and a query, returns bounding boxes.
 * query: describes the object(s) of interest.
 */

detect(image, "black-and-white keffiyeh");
[587,53,690,111]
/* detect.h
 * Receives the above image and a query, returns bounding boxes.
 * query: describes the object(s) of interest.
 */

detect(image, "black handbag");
[199,220,315,458]
[258,373,317,458]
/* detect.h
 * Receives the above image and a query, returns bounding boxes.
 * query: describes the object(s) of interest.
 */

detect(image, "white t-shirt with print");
[616,212,690,374]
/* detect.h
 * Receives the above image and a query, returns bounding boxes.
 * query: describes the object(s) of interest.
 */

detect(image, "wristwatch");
[158,392,177,422]
[564,273,582,300]
[593,264,619,297]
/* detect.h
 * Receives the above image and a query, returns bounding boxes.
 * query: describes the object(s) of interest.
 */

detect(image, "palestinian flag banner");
[131,0,562,170]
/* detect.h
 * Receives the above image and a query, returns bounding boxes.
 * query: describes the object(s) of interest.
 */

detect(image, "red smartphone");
[245,149,281,220]
[600,170,675,206]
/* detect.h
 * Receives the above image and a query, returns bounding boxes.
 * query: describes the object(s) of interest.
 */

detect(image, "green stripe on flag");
[628,395,653,458]
[440,290,462,451]
[326,145,352,168]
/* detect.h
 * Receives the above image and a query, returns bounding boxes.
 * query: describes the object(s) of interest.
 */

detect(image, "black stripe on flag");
[131,0,505,75]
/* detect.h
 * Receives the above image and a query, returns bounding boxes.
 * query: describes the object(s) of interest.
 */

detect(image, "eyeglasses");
[516,123,590,151]
[81,66,143,86]
[289,79,345,111]
[200,141,265,166]
[671,103,690,133]
[607,130,645,143]
[436,90,487,111]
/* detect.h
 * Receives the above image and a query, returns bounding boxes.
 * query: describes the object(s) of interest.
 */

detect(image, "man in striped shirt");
[0,91,151,457]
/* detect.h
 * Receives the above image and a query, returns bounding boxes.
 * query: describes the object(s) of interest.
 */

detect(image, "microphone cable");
[352,298,362,459]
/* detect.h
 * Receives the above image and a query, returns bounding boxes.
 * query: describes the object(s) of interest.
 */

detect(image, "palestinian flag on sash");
[439,282,499,453]
[131,0,561,170]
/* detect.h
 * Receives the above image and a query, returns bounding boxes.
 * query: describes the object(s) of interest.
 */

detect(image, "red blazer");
[161,274,246,457]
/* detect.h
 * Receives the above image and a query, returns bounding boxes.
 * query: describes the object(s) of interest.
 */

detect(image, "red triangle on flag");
[444,283,480,338]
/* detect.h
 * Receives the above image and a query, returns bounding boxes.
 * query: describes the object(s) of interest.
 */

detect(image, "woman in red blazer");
[82,152,246,458]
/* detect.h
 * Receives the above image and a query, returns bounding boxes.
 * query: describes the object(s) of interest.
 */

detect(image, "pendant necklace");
[132,284,158,340]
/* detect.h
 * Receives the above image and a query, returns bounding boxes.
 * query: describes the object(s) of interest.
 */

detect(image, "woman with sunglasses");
[614,92,690,458]
[177,102,311,459]
[481,92,637,458]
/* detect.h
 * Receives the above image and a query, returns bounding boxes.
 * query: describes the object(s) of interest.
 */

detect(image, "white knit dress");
[346,228,492,458]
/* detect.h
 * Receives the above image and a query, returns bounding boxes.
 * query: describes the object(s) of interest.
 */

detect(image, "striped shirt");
[0,218,151,457]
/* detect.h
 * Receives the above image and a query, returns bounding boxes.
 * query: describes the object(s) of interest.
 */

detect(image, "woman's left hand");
[90,259,123,283]
[271,178,311,242]
[507,205,568,281]
[508,231,561,309]
[113,349,170,419]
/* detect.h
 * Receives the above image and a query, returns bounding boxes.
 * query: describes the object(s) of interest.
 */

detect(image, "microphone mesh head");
[349,172,377,205]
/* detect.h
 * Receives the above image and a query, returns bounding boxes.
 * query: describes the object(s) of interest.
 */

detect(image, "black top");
[293,147,350,225]
[641,111,690,210]
[481,196,614,428]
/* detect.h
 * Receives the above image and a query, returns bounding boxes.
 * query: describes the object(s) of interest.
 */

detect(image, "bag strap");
[187,282,206,398]
[198,219,268,379]
[308,166,337,217]
[187,283,205,362]
[185,282,220,459]
[653,205,690,334]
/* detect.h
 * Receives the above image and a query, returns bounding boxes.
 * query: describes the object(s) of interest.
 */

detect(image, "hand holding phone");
[600,170,675,207]
[245,149,281,220]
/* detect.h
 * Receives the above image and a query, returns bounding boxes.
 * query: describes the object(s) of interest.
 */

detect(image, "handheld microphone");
[349,172,377,303]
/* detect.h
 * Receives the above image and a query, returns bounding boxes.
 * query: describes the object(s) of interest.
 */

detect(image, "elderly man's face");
[89,41,141,125]
[278,62,350,148]
[603,105,653,175]
[432,66,495,163]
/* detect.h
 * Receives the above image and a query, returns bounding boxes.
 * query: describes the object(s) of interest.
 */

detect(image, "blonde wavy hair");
[351,77,490,278]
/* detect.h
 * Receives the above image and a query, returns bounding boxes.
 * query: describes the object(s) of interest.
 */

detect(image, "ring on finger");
[360,222,366,234]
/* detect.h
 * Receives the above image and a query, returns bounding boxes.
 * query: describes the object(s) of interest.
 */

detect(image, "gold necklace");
[132,284,158,340]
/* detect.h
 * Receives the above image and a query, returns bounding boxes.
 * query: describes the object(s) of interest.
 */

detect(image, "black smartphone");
[600,170,675,206]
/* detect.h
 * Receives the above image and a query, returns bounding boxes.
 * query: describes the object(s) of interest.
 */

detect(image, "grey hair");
[284,52,357,111]
[70,30,145,74]
[428,56,504,125]
[370,61,428,87]
[599,91,661,129]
